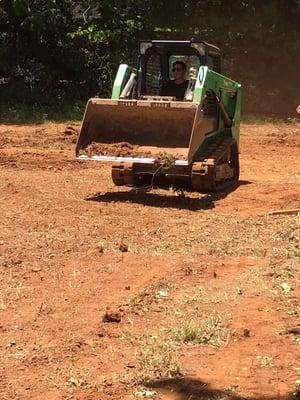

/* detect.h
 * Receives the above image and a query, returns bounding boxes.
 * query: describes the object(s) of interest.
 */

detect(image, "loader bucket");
[75,98,203,161]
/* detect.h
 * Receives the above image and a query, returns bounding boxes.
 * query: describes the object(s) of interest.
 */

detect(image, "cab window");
[145,52,161,95]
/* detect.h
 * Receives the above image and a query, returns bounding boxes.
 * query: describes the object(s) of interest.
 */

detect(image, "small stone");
[103,312,121,323]
[119,243,128,253]
[125,285,131,290]
[64,126,77,136]
[157,289,168,298]
[184,266,193,275]
[286,327,300,335]
[243,328,251,337]
[281,282,292,293]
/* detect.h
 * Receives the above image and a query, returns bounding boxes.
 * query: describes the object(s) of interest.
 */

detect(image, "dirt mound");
[82,141,154,158]
[82,141,187,162]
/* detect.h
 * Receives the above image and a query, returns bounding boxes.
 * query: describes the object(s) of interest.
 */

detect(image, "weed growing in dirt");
[272,216,299,258]
[132,386,158,398]
[172,314,230,346]
[179,285,208,305]
[288,304,300,317]
[135,336,181,382]
[208,395,228,400]
[54,366,94,390]
[295,371,300,396]
[68,376,86,388]
[257,355,275,368]
[158,152,176,169]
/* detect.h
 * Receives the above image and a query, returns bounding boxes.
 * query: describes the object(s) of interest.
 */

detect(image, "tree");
[0,0,299,117]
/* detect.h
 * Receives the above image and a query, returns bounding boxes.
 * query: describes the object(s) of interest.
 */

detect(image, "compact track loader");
[76,40,241,192]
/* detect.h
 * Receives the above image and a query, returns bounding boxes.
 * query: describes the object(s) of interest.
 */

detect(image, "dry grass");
[172,314,230,346]
[1,122,300,399]
[135,335,182,383]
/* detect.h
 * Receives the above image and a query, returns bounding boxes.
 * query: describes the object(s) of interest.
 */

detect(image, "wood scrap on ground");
[268,209,300,216]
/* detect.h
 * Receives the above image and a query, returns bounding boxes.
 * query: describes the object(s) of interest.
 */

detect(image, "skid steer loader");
[76,40,241,192]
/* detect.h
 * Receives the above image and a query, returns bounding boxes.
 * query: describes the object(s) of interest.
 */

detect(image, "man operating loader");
[161,61,188,100]
[76,40,242,192]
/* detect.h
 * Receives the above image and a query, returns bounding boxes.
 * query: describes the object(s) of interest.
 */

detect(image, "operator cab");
[137,40,221,100]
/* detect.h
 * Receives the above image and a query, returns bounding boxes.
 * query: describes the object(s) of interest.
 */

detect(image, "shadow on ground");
[146,377,296,400]
[85,180,252,211]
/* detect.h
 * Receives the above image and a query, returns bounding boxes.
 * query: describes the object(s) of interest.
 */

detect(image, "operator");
[161,61,188,100]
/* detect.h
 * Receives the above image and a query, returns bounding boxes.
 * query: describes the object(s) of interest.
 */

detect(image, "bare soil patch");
[0,122,299,400]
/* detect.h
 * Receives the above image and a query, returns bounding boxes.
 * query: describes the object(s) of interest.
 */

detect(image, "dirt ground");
[0,122,299,400]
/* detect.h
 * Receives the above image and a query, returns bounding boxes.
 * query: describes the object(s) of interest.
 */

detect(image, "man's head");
[172,61,186,82]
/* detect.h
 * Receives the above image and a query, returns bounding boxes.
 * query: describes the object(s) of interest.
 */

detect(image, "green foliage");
[0,1,299,117]
[0,101,85,123]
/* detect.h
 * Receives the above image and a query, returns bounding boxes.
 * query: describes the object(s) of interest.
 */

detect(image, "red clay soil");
[82,141,187,160]
[0,122,299,400]
[83,141,154,158]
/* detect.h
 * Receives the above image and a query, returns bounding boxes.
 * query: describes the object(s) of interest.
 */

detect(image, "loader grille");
[202,92,218,118]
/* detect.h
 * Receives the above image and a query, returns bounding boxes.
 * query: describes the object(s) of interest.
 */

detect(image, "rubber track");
[191,138,237,192]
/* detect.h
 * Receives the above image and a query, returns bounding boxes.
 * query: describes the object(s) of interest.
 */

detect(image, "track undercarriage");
[111,138,239,192]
